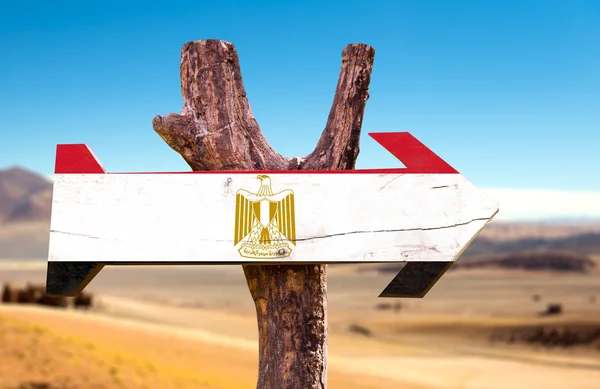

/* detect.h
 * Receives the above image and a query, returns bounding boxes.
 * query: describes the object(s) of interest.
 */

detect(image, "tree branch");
[152,40,288,171]
[302,44,375,170]
[152,39,375,389]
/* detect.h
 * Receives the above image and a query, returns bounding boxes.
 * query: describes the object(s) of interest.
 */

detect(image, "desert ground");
[2,261,600,389]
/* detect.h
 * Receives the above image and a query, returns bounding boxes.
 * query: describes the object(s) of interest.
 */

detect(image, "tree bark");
[153,39,375,389]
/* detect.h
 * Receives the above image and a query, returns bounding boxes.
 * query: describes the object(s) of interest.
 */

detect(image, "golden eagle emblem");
[234,175,296,259]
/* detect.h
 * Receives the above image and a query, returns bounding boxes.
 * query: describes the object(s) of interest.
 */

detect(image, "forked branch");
[152,40,374,171]
[152,39,375,389]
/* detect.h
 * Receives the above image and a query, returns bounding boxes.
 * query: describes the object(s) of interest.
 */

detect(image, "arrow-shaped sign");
[46,132,498,298]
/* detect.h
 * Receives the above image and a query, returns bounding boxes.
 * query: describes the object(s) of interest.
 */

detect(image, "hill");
[372,251,597,274]
[461,232,600,258]
[452,251,597,272]
[0,167,52,225]
[477,221,600,241]
[0,167,52,258]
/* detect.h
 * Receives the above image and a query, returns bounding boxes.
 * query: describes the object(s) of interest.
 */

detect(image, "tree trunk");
[153,39,375,389]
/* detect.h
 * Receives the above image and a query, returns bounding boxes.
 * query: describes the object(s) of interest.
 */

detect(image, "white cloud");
[482,188,600,221]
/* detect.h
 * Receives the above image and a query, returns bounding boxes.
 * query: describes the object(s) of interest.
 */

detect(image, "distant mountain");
[477,221,600,241]
[0,167,52,258]
[452,251,596,272]
[0,167,52,225]
[372,251,597,275]
[461,232,600,258]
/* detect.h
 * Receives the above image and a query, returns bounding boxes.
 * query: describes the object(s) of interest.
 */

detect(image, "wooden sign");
[46,132,498,297]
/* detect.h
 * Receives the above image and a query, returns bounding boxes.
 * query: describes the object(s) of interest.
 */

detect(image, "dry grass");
[0,313,222,389]
[1,263,600,388]
[0,306,427,389]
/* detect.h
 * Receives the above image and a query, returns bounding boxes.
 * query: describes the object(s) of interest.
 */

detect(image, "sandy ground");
[2,304,430,389]
[1,263,600,388]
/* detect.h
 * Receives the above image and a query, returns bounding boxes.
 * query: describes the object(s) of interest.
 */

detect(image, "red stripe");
[54,132,459,175]
[55,145,106,174]
[368,132,458,174]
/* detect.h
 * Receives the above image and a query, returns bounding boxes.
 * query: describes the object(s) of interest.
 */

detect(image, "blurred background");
[1,1,600,388]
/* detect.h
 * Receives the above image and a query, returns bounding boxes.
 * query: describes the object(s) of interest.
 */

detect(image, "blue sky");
[0,0,599,192]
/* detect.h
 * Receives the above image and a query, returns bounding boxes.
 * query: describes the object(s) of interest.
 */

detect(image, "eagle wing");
[274,190,295,245]
[234,190,257,245]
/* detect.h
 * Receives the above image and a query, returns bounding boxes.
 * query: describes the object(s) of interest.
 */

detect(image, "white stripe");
[48,173,498,263]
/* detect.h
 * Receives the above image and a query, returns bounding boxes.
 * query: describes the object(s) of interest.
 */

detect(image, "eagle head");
[255,175,273,196]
